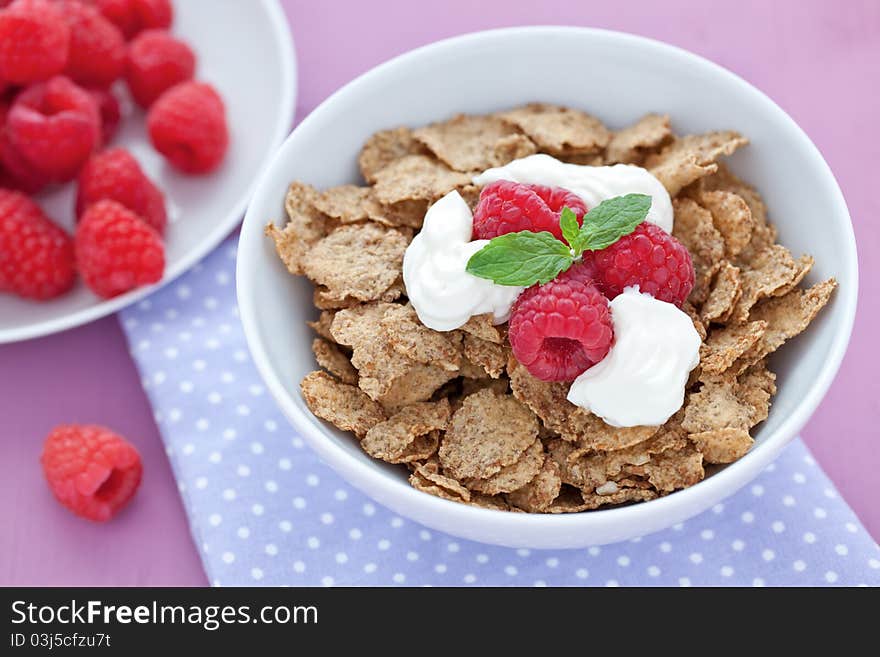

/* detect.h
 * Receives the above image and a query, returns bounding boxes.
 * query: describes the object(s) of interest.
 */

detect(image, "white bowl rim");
[0,0,297,345]
[238,26,858,536]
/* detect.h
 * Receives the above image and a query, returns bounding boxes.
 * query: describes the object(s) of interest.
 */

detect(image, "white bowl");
[0,0,296,344]
[237,27,857,549]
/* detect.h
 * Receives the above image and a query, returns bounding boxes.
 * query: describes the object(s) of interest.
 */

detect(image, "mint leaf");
[559,207,580,249]
[577,193,651,252]
[466,231,573,287]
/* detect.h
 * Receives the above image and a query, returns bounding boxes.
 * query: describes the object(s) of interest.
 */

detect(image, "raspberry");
[0,97,48,192]
[472,180,587,241]
[6,76,100,182]
[0,189,75,299]
[592,222,695,307]
[75,199,164,298]
[508,261,613,382]
[40,424,142,522]
[147,81,228,174]
[0,0,71,84]
[88,87,121,146]
[85,0,172,39]
[77,148,166,234]
[58,0,126,89]
[125,30,195,108]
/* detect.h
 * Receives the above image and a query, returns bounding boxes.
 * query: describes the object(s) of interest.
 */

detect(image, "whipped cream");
[473,154,674,233]
[567,288,701,427]
[402,191,523,331]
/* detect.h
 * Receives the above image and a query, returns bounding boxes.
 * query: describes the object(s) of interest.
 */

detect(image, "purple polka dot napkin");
[119,237,880,587]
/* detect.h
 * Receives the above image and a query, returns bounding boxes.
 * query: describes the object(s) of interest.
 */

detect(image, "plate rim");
[0,0,297,345]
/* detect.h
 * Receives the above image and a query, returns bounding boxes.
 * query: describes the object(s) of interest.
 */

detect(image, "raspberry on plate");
[508,260,613,382]
[592,222,695,307]
[148,81,228,174]
[0,189,76,299]
[75,199,164,298]
[125,29,196,108]
[0,97,48,193]
[77,147,166,235]
[6,75,100,183]
[58,0,126,89]
[85,0,172,40]
[0,0,70,84]
[472,180,587,241]
[88,87,122,147]
[40,424,142,522]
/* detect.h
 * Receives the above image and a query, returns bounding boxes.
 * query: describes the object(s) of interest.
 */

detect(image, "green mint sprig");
[466,193,651,287]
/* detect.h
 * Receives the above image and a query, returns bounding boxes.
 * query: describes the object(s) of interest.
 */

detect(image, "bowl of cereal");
[237,27,857,548]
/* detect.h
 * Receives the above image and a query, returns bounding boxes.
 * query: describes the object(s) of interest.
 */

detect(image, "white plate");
[238,27,857,548]
[0,0,296,344]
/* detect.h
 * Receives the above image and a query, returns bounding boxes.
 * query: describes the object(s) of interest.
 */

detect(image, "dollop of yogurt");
[402,191,523,331]
[473,153,674,233]
[567,288,701,427]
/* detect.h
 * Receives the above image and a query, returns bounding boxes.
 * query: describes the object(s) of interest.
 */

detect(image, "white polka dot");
[689,553,703,564]
[293,497,306,509]
[363,563,377,574]
[516,548,531,557]
[463,574,476,584]
[249,442,264,456]
[741,511,754,523]
[152,371,166,385]
[249,384,264,396]
[823,487,837,499]
[207,392,222,405]
[209,514,222,527]
[505,565,518,576]
[138,299,152,310]
[221,552,235,564]
[306,474,320,486]
[772,521,785,534]
[793,560,806,572]
[419,530,431,541]
[362,503,375,516]
[701,529,714,540]
[205,338,220,350]
[732,539,745,551]
[222,428,236,440]
[222,488,236,501]
[251,504,264,516]
[750,484,764,497]
[163,347,178,360]
[335,552,348,564]
[349,528,362,540]
[182,443,195,455]
[237,527,250,539]
[334,489,348,501]
[534,580,547,587]
[835,544,848,556]
[647,565,661,577]
[168,408,182,423]
[846,522,858,533]
[546,557,559,568]
[575,568,588,579]
[672,523,685,531]
[220,371,234,383]
[803,531,816,544]
[792,472,806,484]
[279,458,292,470]
[265,480,278,493]
[766,462,776,472]
[762,549,775,562]
[476,554,489,564]
[433,563,448,574]
[679,577,691,587]
[712,503,724,514]
[279,520,292,532]
[783,495,796,507]
[752,578,765,587]
[321,576,334,587]
[588,546,601,556]
[176,285,191,299]
[293,561,306,573]
[291,437,304,449]
[659,542,672,553]
[720,566,734,577]
[447,542,460,553]
[307,536,320,549]
[378,539,391,550]
[321,513,334,525]
[233,350,248,362]
[195,477,208,489]
[236,404,250,416]
[406,551,419,562]
[237,465,250,477]
[208,451,222,463]
[814,507,827,519]
[868,559,879,569]
[617,556,630,567]
[390,517,404,528]
[392,573,406,584]
[605,580,619,587]
[251,568,263,581]
[179,381,194,394]
[193,359,206,371]
[824,571,838,583]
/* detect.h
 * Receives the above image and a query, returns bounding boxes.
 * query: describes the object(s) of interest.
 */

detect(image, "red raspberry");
[592,222,695,307]
[84,0,171,39]
[0,97,48,192]
[0,189,75,299]
[6,76,100,182]
[88,87,121,146]
[125,30,195,108]
[77,148,166,234]
[148,81,228,174]
[472,180,587,241]
[40,424,142,522]
[57,0,126,89]
[75,199,164,298]
[508,261,613,382]
[0,0,71,84]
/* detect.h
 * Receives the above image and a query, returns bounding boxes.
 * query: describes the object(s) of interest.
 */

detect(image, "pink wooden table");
[1,0,877,585]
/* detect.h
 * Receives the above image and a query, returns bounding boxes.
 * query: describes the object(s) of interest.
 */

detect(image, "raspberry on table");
[75,199,164,298]
[508,260,613,382]
[40,424,142,522]
[472,180,587,241]
[592,222,695,307]
[88,87,122,147]
[6,75,100,183]
[0,189,76,299]
[125,29,196,108]
[58,0,126,89]
[148,81,228,174]
[0,0,70,84]
[85,0,172,40]
[77,147,166,235]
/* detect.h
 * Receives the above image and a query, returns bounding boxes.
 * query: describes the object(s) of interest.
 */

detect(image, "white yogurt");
[473,153,674,233]
[402,191,524,331]
[567,287,701,427]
